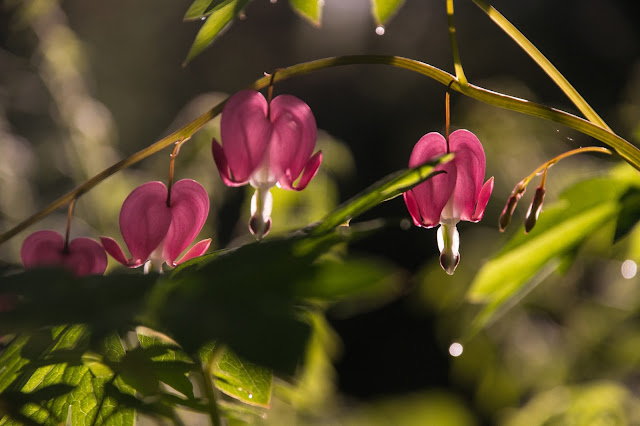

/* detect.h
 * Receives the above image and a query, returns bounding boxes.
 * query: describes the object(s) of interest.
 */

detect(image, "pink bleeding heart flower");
[21,230,107,277]
[212,90,322,238]
[403,129,494,274]
[100,179,211,273]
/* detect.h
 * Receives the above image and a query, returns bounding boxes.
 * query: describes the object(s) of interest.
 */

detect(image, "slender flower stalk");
[499,146,612,232]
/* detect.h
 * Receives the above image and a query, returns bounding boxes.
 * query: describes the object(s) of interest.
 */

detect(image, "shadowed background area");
[1,0,640,423]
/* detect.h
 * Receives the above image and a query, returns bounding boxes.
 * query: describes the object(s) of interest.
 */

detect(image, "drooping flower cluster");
[19,88,323,275]
[212,90,322,238]
[100,179,211,273]
[404,129,494,274]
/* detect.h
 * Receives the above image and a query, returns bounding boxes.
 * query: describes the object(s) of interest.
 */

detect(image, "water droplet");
[239,12,247,20]
[200,16,206,21]
[248,393,253,399]
[622,260,637,279]
[270,0,277,3]
[448,342,463,357]
[375,26,385,35]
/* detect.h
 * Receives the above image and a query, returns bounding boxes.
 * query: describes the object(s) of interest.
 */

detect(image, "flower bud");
[524,186,546,233]
[498,182,526,232]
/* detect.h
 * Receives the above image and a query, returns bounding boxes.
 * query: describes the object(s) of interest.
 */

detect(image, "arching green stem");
[1,55,638,245]
[447,0,467,85]
[471,0,612,132]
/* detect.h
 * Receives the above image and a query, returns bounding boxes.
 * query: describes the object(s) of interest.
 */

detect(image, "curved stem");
[447,0,468,85]
[1,55,638,245]
[522,146,612,187]
[63,198,76,253]
[167,137,189,207]
[471,0,612,132]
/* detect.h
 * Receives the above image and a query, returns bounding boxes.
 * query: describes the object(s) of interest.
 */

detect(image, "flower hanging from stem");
[21,199,107,277]
[404,86,494,274]
[211,78,322,239]
[101,140,211,273]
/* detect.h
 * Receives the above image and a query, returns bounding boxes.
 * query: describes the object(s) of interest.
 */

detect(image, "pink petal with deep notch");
[220,91,272,184]
[448,129,487,222]
[21,230,66,269]
[212,138,247,186]
[64,237,108,276]
[120,181,172,264]
[471,177,495,222]
[162,179,210,264]
[174,238,212,266]
[269,94,317,185]
[280,150,323,191]
[407,132,456,227]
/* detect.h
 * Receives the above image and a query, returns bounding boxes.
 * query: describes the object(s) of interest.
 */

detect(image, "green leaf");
[614,187,640,242]
[466,174,634,335]
[214,347,272,407]
[0,270,156,338]
[184,0,218,21]
[0,335,30,393]
[67,371,134,426]
[146,238,318,376]
[371,0,405,25]
[183,0,251,66]
[289,0,323,26]
[295,256,400,302]
[310,153,453,235]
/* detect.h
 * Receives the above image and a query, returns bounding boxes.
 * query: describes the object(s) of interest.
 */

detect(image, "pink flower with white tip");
[403,129,494,274]
[21,230,107,277]
[212,90,322,239]
[100,179,211,273]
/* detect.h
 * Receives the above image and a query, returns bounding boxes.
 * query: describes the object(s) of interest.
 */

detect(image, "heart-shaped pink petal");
[220,90,272,184]
[269,94,318,185]
[406,132,456,227]
[65,237,109,276]
[21,230,107,277]
[119,181,172,264]
[448,129,487,222]
[162,179,210,265]
[21,230,66,268]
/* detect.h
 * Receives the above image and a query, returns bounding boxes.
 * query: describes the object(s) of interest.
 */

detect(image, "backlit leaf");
[289,0,323,26]
[183,0,251,65]
[184,0,218,21]
[214,347,272,407]
[310,153,452,235]
[466,170,640,335]
[371,0,405,25]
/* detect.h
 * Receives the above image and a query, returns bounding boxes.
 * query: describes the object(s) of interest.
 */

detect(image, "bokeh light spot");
[449,342,463,357]
[621,260,637,279]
